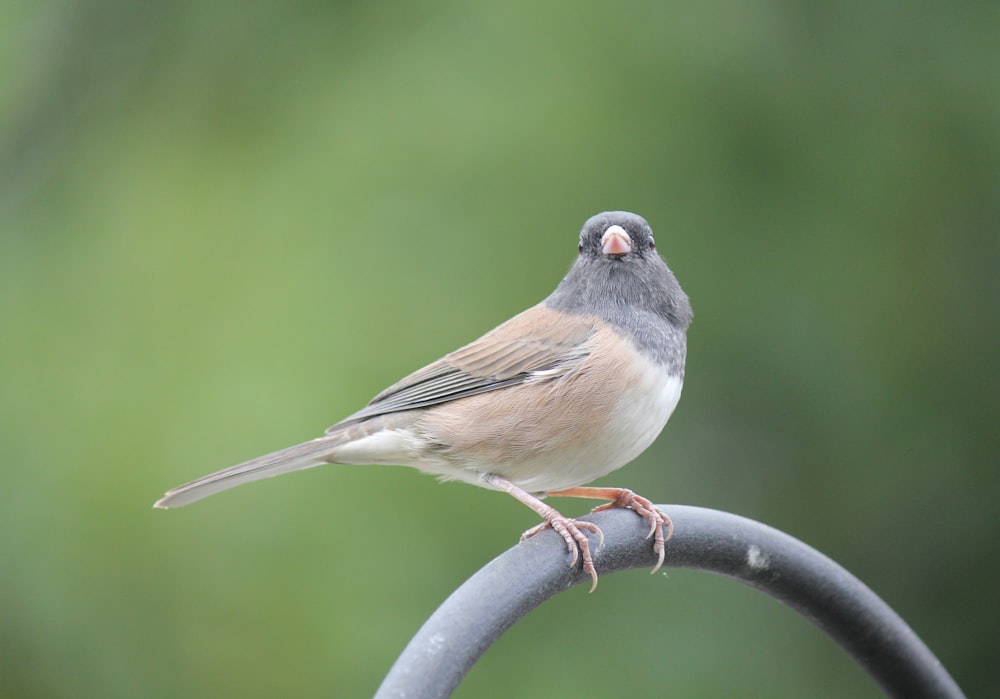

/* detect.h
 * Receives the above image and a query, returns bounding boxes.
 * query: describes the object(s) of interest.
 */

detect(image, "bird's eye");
[649,236,656,250]
[578,241,584,253]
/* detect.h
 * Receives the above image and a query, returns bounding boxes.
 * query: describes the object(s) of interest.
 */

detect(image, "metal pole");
[375,505,964,699]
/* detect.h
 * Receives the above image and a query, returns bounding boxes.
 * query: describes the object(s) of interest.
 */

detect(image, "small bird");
[155,211,692,590]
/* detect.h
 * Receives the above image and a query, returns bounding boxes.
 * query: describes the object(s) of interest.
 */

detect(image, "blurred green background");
[1,1,996,697]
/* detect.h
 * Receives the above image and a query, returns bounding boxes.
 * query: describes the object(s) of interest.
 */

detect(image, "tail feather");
[154,434,345,509]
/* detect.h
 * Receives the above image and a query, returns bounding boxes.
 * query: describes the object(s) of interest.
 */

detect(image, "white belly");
[497,369,683,493]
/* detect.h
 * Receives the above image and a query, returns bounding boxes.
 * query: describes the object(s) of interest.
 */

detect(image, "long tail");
[154,434,347,509]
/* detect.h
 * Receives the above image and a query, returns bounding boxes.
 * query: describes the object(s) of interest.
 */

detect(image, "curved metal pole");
[375,505,964,699]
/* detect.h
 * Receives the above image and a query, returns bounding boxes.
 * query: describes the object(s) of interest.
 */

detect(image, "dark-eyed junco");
[156,211,692,589]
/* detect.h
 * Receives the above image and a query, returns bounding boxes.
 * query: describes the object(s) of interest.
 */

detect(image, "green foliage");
[1,1,996,696]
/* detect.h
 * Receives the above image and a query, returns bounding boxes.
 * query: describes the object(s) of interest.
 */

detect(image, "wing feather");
[327,307,597,431]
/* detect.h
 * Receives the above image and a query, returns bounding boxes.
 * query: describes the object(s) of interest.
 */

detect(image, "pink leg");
[546,486,672,574]
[485,474,604,592]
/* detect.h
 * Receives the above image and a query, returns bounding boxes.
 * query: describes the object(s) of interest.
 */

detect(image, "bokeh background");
[2,2,996,697]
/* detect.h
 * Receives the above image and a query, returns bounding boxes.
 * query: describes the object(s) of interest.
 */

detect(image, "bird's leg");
[545,487,672,574]
[484,474,604,591]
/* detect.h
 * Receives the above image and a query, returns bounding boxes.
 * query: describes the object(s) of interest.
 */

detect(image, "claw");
[569,487,672,575]
[522,516,604,591]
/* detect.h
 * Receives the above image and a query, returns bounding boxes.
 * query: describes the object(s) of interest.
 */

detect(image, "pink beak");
[600,225,632,257]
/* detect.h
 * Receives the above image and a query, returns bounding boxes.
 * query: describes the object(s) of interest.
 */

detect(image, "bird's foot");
[482,474,608,591]
[589,489,672,573]
[547,486,672,574]
[521,516,605,592]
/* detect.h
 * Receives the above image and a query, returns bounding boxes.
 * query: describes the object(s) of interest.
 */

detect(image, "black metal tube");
[374,505,964,699]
